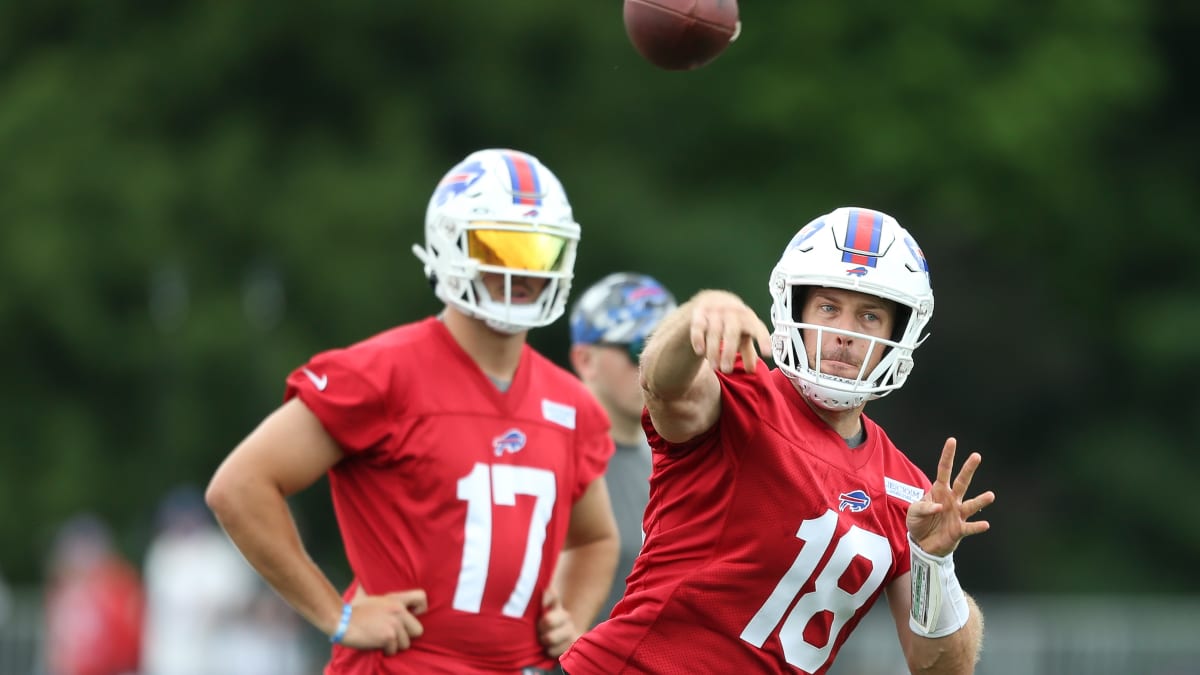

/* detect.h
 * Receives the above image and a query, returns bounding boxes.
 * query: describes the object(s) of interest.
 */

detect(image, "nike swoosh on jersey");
[302,367,328,391]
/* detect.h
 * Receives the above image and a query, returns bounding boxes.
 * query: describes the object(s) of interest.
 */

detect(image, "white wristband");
[908,534,970,638]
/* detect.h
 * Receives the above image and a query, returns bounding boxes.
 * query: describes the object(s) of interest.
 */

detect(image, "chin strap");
[908,534,970,638]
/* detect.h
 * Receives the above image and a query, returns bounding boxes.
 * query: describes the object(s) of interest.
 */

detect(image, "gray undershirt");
[596,437,653,625]
[844,425,866,448]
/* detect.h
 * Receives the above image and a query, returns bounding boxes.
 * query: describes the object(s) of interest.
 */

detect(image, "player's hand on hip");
[907,437,996,557]
[537,588,580,659]
[689,290,772,374]
[341,588,427,655]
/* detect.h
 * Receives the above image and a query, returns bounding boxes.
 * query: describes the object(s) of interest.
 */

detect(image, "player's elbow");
[204,461,259,529]
[204,471,236,526]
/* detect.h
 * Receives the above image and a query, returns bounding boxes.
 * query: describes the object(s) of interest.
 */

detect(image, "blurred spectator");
[0,565,10,627]
[212,588,312,675]
[568,272,677,624]
[44,513,144,675]
[141,485,306,675]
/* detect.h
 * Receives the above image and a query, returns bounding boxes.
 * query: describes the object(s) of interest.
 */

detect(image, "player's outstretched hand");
[688,290,772,373]
[907,437,996,557]
[537,588,581,659]
[341,588,428,656]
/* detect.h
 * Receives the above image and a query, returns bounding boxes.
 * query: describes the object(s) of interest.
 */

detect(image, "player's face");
[584,344,644,422]
[480,272,549,304]
[799,287,896,379]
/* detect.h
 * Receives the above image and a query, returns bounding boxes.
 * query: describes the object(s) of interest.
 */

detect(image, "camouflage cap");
[569,272,677,348]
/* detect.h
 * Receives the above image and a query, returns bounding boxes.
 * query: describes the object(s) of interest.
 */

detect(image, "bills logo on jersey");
[492,429,527,457]
[433,160,486,207]
[838,489,871,512]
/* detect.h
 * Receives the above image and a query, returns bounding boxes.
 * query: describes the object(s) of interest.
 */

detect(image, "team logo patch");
[492,429,527,456]
[838,489,871,512]
[846,266,869,277]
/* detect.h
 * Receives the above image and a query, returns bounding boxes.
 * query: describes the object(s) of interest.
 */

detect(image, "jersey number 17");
[453,462,556,619]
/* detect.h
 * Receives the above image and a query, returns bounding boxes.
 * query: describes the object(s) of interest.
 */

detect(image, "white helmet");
[412,148,580,334]
[769,207,934,410]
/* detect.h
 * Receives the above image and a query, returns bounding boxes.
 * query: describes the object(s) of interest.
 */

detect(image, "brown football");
[623,0,740,71]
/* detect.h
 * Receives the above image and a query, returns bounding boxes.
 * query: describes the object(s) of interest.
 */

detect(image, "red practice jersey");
[561,360,931,675]
[284,318,614,674]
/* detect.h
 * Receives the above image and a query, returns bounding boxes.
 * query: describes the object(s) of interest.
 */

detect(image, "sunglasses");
[595,337,647,364]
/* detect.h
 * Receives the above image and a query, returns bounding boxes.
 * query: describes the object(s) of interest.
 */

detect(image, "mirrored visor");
[467,225,568,273]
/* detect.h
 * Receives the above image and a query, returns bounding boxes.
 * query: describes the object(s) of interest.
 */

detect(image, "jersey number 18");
[740,510,891,672]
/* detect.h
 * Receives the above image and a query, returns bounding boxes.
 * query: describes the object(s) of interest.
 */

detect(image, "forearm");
[908,594,984,674]
[207,479,344,635]
[553,535,619,628]
[640,295,709,401]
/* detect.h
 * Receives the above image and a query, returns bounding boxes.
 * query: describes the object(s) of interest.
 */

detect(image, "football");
[623,0,740,71]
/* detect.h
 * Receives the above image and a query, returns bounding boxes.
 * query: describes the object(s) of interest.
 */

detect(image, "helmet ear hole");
[891,305,912,343]
[790,284,808,323]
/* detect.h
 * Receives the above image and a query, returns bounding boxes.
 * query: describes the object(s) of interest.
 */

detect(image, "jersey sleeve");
[572,393,615,502]
[641,354,768,457]
[283,349,394,455]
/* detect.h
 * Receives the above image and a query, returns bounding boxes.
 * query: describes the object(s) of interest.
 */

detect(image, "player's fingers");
[539,619,566,645]
[399,610,424,640]
[936,437,957,485]
[394,623,412,651]
[690,311,709,356]
[383,633,400,656]
[755,321,773,361]
[907,499,943,518]
[704,318,725,370]
[544,635,571,659]
[738,333,759,373]
[963,519,991,537]
[542,587,561,609]
[961,491,995,517]
[394,589,428,615]
[719,316,746,372]
[951,452,983,497]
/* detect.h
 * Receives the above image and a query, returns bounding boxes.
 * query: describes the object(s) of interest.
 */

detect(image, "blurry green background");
[2,0,1198,603]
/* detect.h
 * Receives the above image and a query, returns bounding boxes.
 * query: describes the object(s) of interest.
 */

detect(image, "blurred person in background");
[142,484,307,675]
[563,207,995,674]
[0,565,10,627]
[567,272,676,625]
[44,513,143,675]
[206,148,619,674]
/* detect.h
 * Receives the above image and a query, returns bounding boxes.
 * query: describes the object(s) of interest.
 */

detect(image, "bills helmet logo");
[493,429,527,457]
[433,160,486,207]
[846,266,869,277]
[838,489,871,512]
[903,235,930,276]
[786,219,827,251]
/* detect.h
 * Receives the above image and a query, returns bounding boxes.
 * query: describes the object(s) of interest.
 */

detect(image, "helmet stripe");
[842,208,884,267]
[503,152,543,205]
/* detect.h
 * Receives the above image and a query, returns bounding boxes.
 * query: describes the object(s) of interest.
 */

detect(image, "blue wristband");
[329,603,352,644]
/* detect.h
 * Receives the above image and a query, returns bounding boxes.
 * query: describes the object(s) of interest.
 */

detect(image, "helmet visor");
[468,224,568,273]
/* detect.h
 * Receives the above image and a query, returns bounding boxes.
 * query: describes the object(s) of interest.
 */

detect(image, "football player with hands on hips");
[561,207,995,675]
[206,148,620,674]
